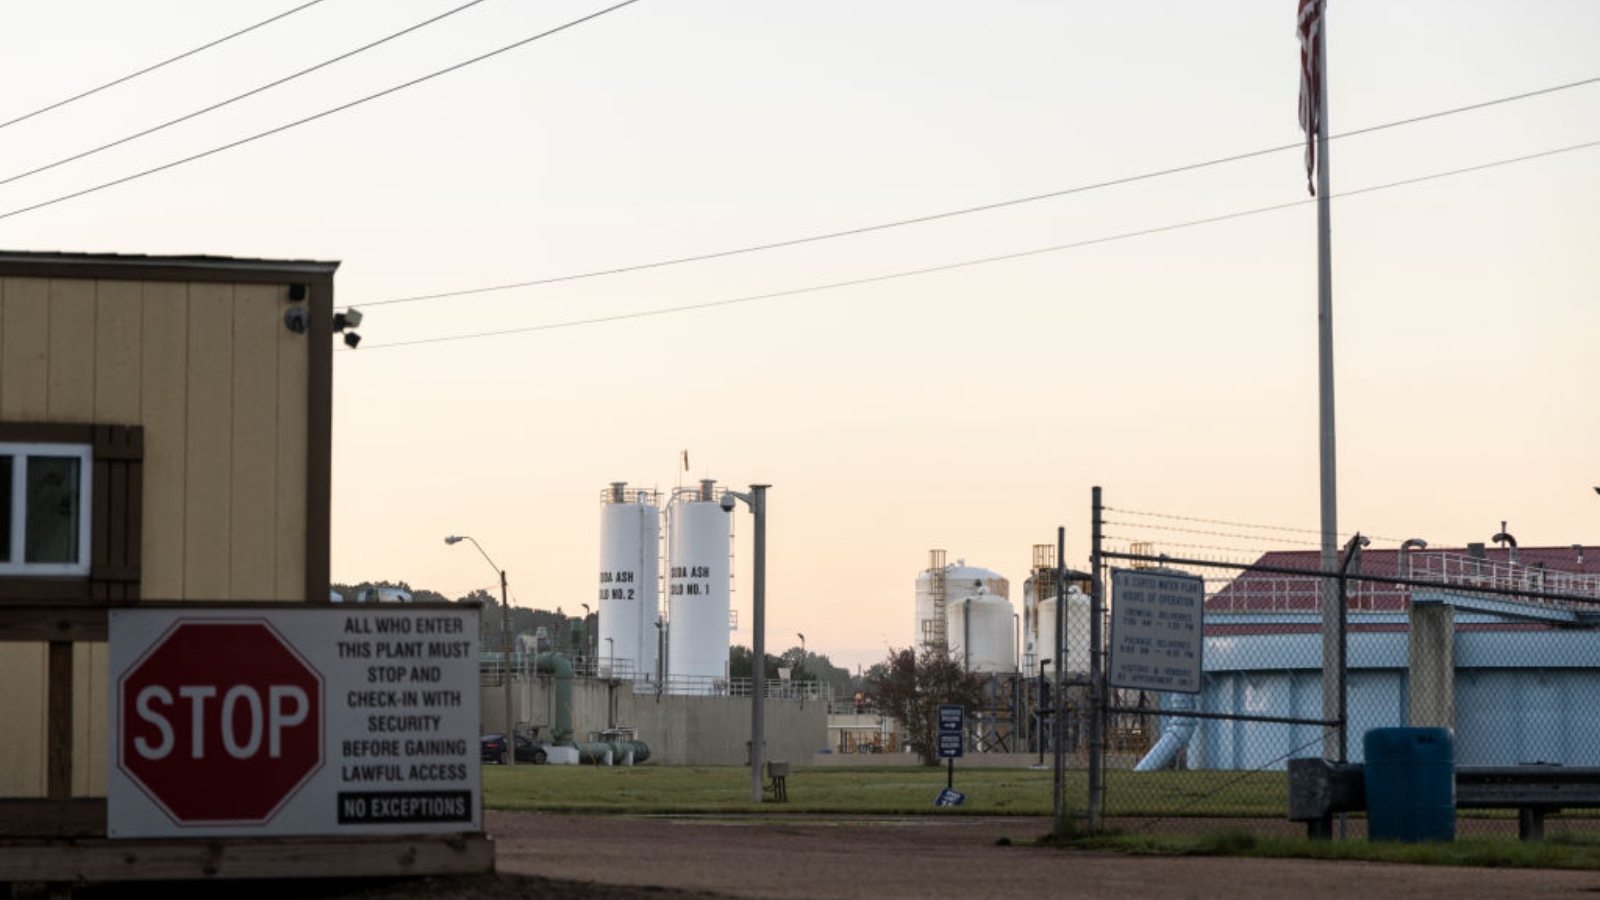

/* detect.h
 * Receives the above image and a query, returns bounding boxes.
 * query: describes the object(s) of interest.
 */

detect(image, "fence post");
[1052,526,1066,836]
[1336,534,1365,765]
[1088,486,1105,833]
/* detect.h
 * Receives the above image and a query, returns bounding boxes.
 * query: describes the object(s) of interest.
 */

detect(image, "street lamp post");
[722,484,770,804]
[581,603,593,668]
[446,534,516,767]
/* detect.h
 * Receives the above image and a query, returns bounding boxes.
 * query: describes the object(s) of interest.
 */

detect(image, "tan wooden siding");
[139,281,188,600]
[1,277,54,796]
[0,647,45,796]
[276,291,310,600]
[182,281,234,600]
[1,277,49,418]
[0,274,316,799]
[229,284,278,599]
[46,279,96,421]
[83,282,143,796]
[93,281,142,426]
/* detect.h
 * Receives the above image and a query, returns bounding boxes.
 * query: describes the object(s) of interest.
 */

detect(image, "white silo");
[914,550,1009,649]
[598,483,661,683]
[1035,585,1092,675]
[947,591,1016,673]
[1020,544,1095,676]
[666,480,731,694]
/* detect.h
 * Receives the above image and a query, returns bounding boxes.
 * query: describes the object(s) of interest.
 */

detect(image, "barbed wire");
[1106,505,1405,545]
[1100,536,1263,564]
[1102,519,1323,547]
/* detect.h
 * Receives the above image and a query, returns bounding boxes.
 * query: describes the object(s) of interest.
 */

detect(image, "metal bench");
[1288,759,1600,840]
[1455,766,1600,840]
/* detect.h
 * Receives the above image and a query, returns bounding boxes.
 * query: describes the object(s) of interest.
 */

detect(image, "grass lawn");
[482,763,1284,817]
[481,763,1600,869]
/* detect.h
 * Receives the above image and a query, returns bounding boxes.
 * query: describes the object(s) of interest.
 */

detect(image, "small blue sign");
[934,788,966,807]
[938,705,963,732]
[937,732,964,759]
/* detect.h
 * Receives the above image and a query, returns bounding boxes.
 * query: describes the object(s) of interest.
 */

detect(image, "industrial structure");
[596,482,662,684]
[1138,543,1600,770]
[665,480,734,694]
[914,550,1009,652]
[597,479,737,693]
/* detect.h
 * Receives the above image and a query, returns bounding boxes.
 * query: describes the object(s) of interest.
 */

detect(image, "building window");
[0,443,93,576]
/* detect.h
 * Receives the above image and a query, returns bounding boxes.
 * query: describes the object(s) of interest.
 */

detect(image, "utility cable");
[0,0,333,132]
[0,0,648,223]
[0,0,497,187]
[356,136,1600,350]
[362,75,1600,308]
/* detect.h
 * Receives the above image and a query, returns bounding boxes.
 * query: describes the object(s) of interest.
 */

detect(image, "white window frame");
[0,441,93,577]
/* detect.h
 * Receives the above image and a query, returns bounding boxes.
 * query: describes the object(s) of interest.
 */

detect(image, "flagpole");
[1313,5,1341,762]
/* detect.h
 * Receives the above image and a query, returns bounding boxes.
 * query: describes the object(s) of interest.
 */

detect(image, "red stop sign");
[117,620,324,824]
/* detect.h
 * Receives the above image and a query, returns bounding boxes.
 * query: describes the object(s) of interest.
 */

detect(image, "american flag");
[1298,0,1325,196]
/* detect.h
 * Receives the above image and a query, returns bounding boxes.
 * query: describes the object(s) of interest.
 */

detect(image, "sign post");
[935,704,965,807]
[110,605,481,838]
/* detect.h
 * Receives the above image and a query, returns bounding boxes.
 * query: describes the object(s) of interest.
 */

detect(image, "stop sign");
[117,620,324,824]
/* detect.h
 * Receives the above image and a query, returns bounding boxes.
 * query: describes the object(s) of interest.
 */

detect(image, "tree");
[728,644,782,680]
[867,645,986,766]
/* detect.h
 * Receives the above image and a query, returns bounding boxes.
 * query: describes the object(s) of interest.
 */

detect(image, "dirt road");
[482,811,1600,900]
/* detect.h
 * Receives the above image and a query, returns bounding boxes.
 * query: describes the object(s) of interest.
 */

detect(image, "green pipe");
[536,652,651,763]
[536,651,575,744]
[576,740,652,765]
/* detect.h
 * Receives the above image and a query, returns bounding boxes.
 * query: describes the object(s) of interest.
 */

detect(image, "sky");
[2,1,1597,674]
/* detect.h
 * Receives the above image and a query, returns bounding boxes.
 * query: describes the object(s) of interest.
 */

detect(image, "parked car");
[481,732,549,765]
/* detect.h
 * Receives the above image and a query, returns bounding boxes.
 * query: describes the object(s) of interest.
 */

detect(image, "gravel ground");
[62,812,1600,900]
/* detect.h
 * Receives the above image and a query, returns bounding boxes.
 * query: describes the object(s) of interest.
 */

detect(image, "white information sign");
[108,605,482,838]
[1107,569,1204,694]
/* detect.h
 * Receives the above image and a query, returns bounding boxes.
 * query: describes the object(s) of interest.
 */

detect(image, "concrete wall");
[484,675,827,766]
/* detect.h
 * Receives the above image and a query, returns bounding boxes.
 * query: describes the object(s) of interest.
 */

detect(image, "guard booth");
[0,252,492,890]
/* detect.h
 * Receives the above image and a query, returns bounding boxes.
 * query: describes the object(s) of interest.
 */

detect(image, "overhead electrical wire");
[0,0,334,132]
[0,0,498,188]
[0,0,648,223]
[356,136,1600,350]
[361,74,1600,308]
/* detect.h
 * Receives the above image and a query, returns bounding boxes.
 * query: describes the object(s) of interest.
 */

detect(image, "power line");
[361,75,1600,309]
[356,136,1600,350]
[0,0,497,188]
[0,0,333,132]
[0,0,648,223]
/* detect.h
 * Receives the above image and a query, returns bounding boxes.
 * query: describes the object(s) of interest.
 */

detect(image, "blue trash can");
[1363,727,1455,842]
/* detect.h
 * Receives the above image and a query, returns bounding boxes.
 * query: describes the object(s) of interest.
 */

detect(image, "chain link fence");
[1063,490,1600,838]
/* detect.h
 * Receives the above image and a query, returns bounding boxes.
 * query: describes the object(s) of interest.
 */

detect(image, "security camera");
[719,493,737,513]
[283,306,308,334]
[333,308,364,332]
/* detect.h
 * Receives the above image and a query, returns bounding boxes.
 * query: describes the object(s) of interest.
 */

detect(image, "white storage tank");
[947,591,1016,673]
[1033,586,1092,675]
[914,552,1008,649]
[597,482,661,682]
[666,480,731,694]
